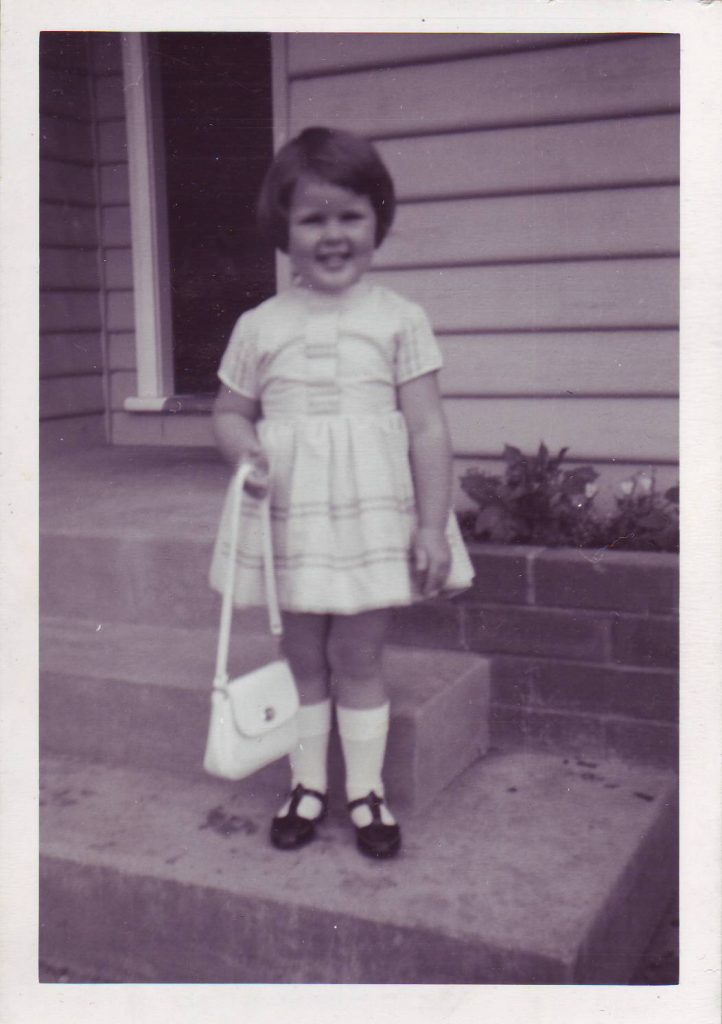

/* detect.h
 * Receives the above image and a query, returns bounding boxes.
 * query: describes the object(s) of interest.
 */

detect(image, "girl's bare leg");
[327,608,390,709]
[280,611,332,704]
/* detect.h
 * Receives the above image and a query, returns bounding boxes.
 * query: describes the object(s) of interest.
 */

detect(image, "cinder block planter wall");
[390,545,679,769]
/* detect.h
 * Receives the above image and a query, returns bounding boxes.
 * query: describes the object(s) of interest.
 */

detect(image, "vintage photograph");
[38,30,680,985]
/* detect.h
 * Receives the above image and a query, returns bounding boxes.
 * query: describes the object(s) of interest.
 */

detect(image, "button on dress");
[209,280,474,614]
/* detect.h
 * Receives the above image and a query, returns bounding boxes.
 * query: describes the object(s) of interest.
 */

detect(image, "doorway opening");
[153,32,276,394]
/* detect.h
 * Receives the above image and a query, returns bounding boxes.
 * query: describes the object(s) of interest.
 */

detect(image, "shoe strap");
[289,783,327,815]
[348,790,385,824]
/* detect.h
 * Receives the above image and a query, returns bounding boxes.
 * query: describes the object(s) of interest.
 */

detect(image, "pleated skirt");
[209,411,474,615]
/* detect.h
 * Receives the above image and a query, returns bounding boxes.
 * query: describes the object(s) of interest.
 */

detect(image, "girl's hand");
[412,526,451,598]
[239,450,270,500]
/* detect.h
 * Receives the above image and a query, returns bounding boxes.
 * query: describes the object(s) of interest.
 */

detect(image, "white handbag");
[203,462,299,781]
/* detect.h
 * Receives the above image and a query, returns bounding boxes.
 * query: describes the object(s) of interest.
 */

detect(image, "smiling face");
[287,175,377,294]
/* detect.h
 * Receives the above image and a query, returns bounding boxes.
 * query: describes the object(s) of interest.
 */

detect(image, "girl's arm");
[398,371,453,597]
[213,386,269,498]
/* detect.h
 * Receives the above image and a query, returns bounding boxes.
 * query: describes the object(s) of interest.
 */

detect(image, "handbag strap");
[214,462,282,686]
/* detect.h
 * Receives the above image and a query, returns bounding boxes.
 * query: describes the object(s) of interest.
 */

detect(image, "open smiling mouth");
[316,252,351,269]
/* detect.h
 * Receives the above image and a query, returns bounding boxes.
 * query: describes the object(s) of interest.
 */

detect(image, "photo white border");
[2,1,720,1021]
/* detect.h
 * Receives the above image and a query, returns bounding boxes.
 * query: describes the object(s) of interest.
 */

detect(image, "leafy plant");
[460,443,600,547]
[460,445,679,553]
[604,471,679,552]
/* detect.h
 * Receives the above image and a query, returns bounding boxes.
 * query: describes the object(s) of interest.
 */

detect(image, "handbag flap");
[227,660,299,738]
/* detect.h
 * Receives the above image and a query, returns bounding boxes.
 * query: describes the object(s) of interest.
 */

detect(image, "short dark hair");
[257,126,396,252]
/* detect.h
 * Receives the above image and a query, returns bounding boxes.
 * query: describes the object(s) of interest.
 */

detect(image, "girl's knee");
[281,636,328,679]
[327,621,387,681]
[327,637,372,680]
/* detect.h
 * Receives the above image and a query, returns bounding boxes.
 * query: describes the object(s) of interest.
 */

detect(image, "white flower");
[635,472,653,494]
[619,480,634,496]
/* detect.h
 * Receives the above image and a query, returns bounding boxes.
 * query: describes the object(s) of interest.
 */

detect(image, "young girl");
[210,126,473,859]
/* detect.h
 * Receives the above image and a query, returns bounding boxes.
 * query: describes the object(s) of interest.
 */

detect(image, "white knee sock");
[278,699,331,821]
[337,703,396,828]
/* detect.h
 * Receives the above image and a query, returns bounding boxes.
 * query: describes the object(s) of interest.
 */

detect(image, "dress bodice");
[218,281,444,420]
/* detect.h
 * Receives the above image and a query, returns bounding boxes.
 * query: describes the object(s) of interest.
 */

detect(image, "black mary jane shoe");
[270,783,327,851]
[348,791,401,859]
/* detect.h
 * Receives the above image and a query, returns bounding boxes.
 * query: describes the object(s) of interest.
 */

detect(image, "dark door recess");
[154,32,276,394]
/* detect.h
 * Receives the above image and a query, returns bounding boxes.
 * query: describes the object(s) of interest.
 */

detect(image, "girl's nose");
[320,217,343,241]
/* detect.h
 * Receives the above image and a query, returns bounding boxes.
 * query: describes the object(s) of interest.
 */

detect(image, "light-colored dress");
[209,279,474,614]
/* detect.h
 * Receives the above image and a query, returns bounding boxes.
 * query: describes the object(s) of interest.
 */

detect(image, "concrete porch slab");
[39,749,677,985]
[41,444,226,541]
[40,616,490,810]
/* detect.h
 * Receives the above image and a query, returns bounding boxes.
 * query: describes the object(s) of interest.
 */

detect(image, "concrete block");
[39,750,678,983]
[491,704,607,759]
[466,605,610,661]
[388,598,464,651]
[491,702,678,771]
[604,717,678,770]
[612,614,679,669]
[492,656,678,722]
[460,545,532,605]
[40,618,490,810]
[534,548,678,614]
[382,645,490,805]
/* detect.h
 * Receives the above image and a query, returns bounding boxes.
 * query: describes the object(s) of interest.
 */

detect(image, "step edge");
[41,613,490,661]
[38,846,572,982]
[40,748,678,976]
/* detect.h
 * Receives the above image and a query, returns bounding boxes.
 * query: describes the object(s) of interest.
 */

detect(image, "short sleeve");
[395,303,443,385]
[217,313,260,399]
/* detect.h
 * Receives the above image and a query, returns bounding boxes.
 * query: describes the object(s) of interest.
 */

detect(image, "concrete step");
[39,749,678,984]
[40,447,250,631]
[40,616,490,811]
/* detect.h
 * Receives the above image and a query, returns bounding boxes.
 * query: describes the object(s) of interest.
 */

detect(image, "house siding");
[90,35,138,429]
[283,32,680,497]
[39,33,105,451]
